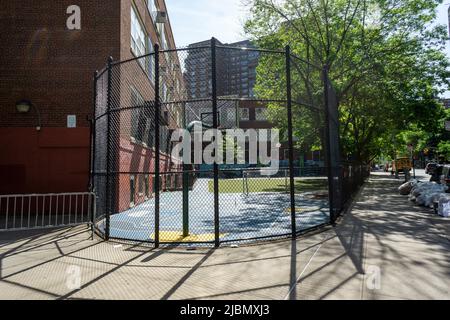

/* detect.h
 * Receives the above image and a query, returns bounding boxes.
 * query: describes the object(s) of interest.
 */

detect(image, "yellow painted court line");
[150,231,228,243]
[284,207,322,214]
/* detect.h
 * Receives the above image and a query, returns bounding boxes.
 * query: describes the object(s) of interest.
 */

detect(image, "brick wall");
[0,0,181,201]
[0,1,121,128]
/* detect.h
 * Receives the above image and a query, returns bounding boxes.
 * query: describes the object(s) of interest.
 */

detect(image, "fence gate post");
[182,96,189,237]
[285,46,297,239]
[90,70,98,240]
[323,65,342,224]
[154,44,161,248]
[105,57,113,241]
[211,37,220,248]
[323,65,335,224]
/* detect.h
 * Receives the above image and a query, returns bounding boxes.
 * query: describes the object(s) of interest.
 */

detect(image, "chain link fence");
[90,39,369,247]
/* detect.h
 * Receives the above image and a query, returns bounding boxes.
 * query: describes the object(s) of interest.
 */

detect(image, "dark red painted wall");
[0,127,90,194]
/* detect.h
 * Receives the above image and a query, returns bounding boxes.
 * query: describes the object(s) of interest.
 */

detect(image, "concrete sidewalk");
[0,172,448,300]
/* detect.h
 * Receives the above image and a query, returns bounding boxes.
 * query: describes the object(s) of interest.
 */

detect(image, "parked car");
[440,165,450,191]
[430,164,443,183]
[425,162,438,175]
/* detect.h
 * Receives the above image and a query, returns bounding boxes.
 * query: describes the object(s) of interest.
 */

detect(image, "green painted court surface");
[208,178,328,194]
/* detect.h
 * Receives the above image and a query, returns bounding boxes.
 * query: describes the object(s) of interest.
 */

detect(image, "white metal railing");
[0,193,96,231]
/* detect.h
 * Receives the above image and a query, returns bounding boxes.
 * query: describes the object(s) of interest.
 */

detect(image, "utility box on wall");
[67,115,77,128]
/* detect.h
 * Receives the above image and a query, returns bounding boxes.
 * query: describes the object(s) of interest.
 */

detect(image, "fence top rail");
[215,44,285,55]
[110,52,156,67]
[109,45,213,67]
[161,46,211,54]
[102,45,320,68]
[93,167,331,176]
[217,97,287,103]
[0,192,96,198]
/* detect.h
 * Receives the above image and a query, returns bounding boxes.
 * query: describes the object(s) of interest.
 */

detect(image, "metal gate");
[0,193,96,231]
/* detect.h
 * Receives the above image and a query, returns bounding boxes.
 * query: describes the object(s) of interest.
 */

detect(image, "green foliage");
[244,0,450,163]
[438,141,450,160]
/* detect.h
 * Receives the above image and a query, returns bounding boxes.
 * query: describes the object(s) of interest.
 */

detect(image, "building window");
[240,108,250,121]
[131,6,146,67]
[162,83,168,102]
[147,38,155,83]
[144,175,150,198]
[130,175,136,206]
[158,23,168,50]
[147,0,157,21]
[131,86,146,142]
[255,108,267,121]
[138,174,144,195]
[160,126,170,154]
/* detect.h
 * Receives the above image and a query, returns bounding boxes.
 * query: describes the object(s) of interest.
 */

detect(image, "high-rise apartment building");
[184,39,259,99]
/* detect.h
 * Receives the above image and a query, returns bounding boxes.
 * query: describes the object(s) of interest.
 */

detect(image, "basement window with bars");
[130,175,136,207]
[144,175,150,199]
[131,5,146,68]
[255,107,267,121]
[240,108,250,121]
[138,174,144,196]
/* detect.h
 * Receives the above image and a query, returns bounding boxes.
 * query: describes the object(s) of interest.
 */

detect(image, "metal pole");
[323,65,336,224]
[211,37,220,248]
[91,70,98,240]
[285,46,297,239]
[394,141,399,179]
[182,102,189,237]
[154,44,161,248]
[105,57,113,241]
[89,73,97,194]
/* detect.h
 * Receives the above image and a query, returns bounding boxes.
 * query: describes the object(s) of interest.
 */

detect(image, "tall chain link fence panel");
[91,41,369,247]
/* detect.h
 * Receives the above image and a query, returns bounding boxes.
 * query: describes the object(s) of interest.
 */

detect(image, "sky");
[167,0,450,46]
[165,0,248,46]
[166,0,450,95]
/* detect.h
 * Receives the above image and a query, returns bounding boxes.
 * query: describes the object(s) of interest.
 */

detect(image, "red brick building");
[0,0,179,203]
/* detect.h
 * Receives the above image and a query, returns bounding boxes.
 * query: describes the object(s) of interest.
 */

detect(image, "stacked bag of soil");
[399,180,449,217]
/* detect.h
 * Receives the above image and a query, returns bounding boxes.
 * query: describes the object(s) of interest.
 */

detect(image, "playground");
[100,177,330,244]
[91,41,343,247]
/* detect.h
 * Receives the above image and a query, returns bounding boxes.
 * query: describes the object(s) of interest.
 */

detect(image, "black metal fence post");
[285,46,297,239]
[105,57,113,241]
[182,103,189,237]
[90,70,98,240]
[211,37,220,248]
[88,71,98,240]
[90,71,98,194]
[323,65,335,223]
[154,44,161,248]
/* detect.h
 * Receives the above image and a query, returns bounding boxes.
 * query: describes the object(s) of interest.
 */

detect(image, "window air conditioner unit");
[155,11,168,24]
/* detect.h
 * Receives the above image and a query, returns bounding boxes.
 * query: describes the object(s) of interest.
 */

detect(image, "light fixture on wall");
[15,99,42,131]
[15,99,32,113]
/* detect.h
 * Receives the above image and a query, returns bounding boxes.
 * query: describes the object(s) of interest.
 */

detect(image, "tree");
[244,0,450,163]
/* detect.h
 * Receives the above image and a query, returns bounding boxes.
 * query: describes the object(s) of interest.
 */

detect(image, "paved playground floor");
[0,172,448,300]
[102,179,330,243]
